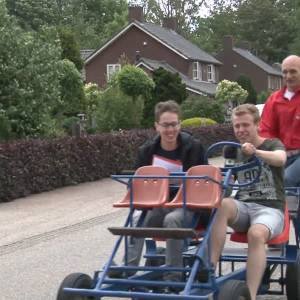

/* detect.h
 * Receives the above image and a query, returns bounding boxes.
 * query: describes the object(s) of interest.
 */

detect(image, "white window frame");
[268,75,272,90]
[207,64,215,82]
[106,64,121,81]
[268,75,281,90]
[192,61,201,80]
[276,77,282,89]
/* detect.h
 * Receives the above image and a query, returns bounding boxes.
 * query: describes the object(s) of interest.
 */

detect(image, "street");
[0,176,287,299]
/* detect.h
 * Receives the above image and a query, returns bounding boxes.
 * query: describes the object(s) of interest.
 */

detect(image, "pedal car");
[56,141,300,300]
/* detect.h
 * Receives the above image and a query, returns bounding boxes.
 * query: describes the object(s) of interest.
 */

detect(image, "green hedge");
[181,117,217,127]
[0,124,235,202]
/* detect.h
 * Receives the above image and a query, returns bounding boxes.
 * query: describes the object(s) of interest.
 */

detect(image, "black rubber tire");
[217,280,251,300]
[286,251,300,300]
[56,272,95,300]
[145,246,165,267]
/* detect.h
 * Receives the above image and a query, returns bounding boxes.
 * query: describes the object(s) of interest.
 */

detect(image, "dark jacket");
[135,131,206,170]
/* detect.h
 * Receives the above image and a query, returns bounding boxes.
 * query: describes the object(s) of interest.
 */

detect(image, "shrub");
[236,75,257,104]
[215,80,248,106]
[59,59,86,116]
[0,124,235,202]
[257,90,272,104]
[95,87,144,132]
[116,64,154,101]
[181,95,225,123]
[181,117,217,128]
[143,67,188,127]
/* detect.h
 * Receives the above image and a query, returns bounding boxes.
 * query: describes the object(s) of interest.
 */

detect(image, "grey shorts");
[230,200,284,240]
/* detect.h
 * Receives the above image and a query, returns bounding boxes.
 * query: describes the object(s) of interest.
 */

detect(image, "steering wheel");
[205,141,262,188]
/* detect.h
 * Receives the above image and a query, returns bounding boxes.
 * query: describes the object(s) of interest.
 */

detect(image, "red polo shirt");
[260,87,300,150]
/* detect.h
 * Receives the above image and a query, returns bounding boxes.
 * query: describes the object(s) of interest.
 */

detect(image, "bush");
[62,116,80,135]
[95,87,144,132]
[59,59,86,116]
[0,123,235,202]
[236,75,257,104]
[181,95,225,123]
[215,80,248,106]
[181,117,217,128]
[116,64,154,101]
[143,68,188,127]
[257,90,272,104]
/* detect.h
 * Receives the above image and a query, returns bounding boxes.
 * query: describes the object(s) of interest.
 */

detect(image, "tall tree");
[5,0,59,30]
[142,67,187,127]
[137,0,206,35]
[5,0,128,49]
[58,27,83,71]
[191,5,237,53]
[0,1,62,138]
[235,0,294,63]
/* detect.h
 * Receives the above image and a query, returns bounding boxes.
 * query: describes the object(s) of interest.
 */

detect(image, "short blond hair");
[232,104,260,124]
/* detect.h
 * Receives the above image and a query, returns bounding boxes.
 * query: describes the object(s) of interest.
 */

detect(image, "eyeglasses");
[158,122,180,129]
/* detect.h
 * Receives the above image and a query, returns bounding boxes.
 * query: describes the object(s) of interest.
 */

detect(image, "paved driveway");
[0,169,288,299]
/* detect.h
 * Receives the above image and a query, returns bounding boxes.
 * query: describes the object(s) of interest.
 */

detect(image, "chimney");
[162,17,177,31]
[128,6,143,22]
[272,62,282,71]
[223,35,234,52]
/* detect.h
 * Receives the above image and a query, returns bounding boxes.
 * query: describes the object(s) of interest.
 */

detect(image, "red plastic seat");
[113,166,169,208]
[164,165,222,209]
[230,204,290,245]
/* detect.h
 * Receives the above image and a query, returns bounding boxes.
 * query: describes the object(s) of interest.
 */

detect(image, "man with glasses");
[109,100,207,287]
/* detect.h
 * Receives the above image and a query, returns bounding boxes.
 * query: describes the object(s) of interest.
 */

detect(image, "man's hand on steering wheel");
[241,142,256,156]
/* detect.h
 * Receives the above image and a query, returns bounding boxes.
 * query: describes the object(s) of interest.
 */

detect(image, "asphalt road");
[0,173,288,300]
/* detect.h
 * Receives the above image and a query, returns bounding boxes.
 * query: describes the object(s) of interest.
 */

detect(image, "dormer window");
[207,64,215,82]
[192,62,201,80]
[107,64,121,81]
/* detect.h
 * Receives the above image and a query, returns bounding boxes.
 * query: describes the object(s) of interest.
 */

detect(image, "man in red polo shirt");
[260,55,300,188]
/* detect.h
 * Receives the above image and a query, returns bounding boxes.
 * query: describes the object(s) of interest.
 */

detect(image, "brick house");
[216,36,282,94]
[83,6,222,96]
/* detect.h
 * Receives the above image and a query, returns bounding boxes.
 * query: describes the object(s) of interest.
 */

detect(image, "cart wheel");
[145,246,165,267]
[286,251,300,300]
[217,280,251,300]
[56,272,95,300]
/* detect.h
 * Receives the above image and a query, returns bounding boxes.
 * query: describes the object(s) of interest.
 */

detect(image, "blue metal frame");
[59,141,300,300]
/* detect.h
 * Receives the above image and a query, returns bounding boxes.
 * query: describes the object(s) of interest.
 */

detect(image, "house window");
[192,62,201,80]
[268,75,282,90]
[207,64,215,82]
[107,64,121,81]
[276,77,282,89]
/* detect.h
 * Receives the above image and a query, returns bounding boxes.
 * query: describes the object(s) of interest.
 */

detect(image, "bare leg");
[246,224,269,300]
[210,198,238,266]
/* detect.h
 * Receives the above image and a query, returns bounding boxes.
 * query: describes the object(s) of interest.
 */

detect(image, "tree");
[138,0,206,35]
[142,67,187,127]
[236,75,257,105]
[116,64,154,102]
[235,0,293,62]
[115,64,154,128]
[5,0,59,30]
[95,87,144,132]
[288,3,300,55]
[5,0,128,49]
[58,27,83,71]
[0,1,62,138]
[215,80,248,107]
[152,67,187,104]
[181,95,225,123]
[191,5,237,54]
[58,59,86,116]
